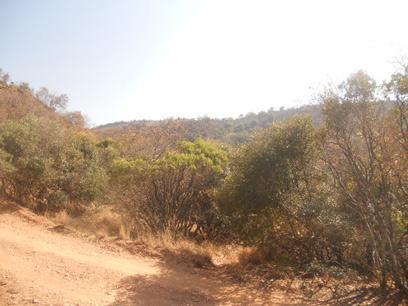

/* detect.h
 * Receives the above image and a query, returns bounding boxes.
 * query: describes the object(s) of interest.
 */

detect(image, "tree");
[321,70,408,291]
[111,138,228,238]
[35,87,68,111]
[385,63,408,153]
[219,116,339,263]
[0,117,108,213]
[0,68,10,84]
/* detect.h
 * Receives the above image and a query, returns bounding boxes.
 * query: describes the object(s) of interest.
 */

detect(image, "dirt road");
[1,201,405,305]
[0,201,303,306]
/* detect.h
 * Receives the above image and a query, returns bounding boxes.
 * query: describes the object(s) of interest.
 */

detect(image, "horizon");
[95,103,320,129]
[1,0,407,126]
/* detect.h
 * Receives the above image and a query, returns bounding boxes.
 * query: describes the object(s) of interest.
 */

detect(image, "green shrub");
[111,138,229,238]
[218,116,350,265]
[0,117,109,213]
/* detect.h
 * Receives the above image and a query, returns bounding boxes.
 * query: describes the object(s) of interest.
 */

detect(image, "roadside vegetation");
[0,64,407,295]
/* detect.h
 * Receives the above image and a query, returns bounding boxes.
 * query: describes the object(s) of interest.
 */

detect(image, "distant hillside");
[95,104,322,144]
[0,77,87,129]
[0,81,64,122]
[0,72,322,145]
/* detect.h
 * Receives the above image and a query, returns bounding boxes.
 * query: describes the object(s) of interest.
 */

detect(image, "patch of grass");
[129,231,248,269]
[136,231,214,268]
[52,206,248,270]
[52,205,130,240]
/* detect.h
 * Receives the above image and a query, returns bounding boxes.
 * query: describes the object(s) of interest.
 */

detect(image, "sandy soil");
[0,201,303,305]
[0,200,405,305]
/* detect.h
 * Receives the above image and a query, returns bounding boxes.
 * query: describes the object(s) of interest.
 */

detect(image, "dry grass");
[51,206,243,268]
[237,246,271,266]
[51,205,130,240]
[45,203,391,303]
[51,206,325,283]
[134,231,217,268]
[2,198,403,305]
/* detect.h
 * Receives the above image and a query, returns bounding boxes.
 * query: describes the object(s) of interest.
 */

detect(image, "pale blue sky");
[1,0,407,125]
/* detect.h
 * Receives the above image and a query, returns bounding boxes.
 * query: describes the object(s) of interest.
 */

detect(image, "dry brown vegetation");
[0,82,64,123]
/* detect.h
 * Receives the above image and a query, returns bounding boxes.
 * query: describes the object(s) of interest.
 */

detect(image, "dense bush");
[111,138,228,238]
[0,117,109,213]
[321,70,407,290]
[218,116,350,265]
[219,68,407,291]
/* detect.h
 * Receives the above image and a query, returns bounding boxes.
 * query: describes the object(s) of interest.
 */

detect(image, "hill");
[0,78,88,129]
[0,81,64,122]
[95,104,322,144]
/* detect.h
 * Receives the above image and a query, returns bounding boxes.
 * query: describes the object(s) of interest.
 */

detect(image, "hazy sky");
[1,0,407,125]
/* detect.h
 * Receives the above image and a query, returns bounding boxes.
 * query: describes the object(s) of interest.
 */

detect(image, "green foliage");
[0,117,109,212]
[111,138,228,179]
[220,116,319,215]
[152,138,228,174]
[111,138,229,238]
[218,116,344,263]
[58,131,108,203]
[0,148,14,174]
